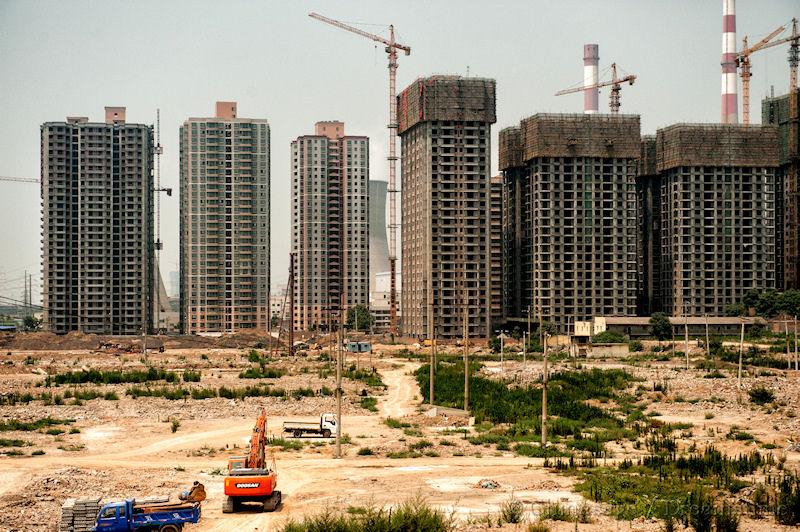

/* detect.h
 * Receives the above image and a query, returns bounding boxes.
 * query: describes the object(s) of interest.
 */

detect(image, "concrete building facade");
[291,121,369,331]
[762,90,800,290]
[397,75,497,339]
[179,102,270,334]
[489,175,504,327]
[500,114,640,331]
[41,107,154,334]
[656,124,779,316]
[636,136,662,315]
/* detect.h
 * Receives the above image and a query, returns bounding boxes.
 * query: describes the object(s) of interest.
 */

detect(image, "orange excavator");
[222,409,281,513]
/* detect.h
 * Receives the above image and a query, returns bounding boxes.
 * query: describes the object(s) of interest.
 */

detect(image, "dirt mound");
[1,332,102,351]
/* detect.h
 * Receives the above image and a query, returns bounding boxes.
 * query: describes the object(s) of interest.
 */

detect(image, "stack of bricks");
[60,497,101,532]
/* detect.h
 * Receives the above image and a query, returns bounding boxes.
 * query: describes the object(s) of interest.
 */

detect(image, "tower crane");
[555,63,637,114]
[309,12,410,335]
[737,18,799,125]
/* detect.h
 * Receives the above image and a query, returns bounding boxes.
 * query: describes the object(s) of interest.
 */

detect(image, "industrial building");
[179,102,270,334]
[291,121,369,331]
[500,114,640,331]
[41,107,154,334]
[656,123,779,316]
[763,89,800,290]
[398,75,497,339]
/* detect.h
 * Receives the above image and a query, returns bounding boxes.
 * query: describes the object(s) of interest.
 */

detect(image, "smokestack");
[583,44,599,114]
[721,0,738,123]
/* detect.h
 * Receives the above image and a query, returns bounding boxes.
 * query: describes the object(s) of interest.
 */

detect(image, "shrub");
[539,502,572,522]
[360,397,377,412]
[357,447,373,456]
[182,370,201,382]
[500,497,524,524]
[628,340,644,352]
[714,502,740,532]
[0,438,30,447]
[48,368,178,386]
[281,497,452,532]
[748,386,775,405]
[31,449,45,456]
[409,439,433,450]
[593,330,625,343]
[385,417,411,429]
[239,366,285,379]
[688,488,714,532]
[171,419,180,433]
[0,418,73,432]
[527,525,551,532]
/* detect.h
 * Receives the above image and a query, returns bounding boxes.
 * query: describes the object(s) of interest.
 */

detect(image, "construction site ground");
[0,333,797,531]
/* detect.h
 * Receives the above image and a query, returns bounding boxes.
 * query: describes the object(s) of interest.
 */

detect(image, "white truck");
[282,413,337,438]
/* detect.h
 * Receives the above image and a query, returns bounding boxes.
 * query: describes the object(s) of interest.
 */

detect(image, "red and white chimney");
[583,44,599,114]
[721,0,738,124]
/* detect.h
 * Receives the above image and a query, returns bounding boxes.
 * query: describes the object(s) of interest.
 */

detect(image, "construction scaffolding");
[655,123,779,172]
[397,76,496,134]
[499,126,523,170]
[520,113,641,160]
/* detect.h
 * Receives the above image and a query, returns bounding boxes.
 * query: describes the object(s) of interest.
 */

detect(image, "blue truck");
[91,499,201,532]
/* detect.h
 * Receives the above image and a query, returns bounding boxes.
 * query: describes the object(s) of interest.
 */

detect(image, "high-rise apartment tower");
[657,124,778,316]
[500,114,640,330]
[179,102,270,333]
[41,107,154,334]
[291,121,369,331]
[398,75,497,339]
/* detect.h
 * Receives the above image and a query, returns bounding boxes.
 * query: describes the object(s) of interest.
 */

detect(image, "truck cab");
[93,501,129,532]
[320,413,336,432]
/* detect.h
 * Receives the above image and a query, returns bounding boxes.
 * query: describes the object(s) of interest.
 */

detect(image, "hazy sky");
[0,0,797,304]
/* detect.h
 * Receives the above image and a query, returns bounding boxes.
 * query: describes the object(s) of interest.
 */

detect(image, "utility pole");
[541,332,549,446]
[429,317,435,406]
[793,316,799,370]
[522,331,527,367]
[786,320,792,368]
[500,332,505,371]
[463,303,469,414]
[738,320,745,388]
[684,315,690,370]
[289,253,295,356]
[704,314,710,358]
[336,307,343,458]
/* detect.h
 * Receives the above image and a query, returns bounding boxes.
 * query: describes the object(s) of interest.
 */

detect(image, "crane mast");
[309,12,410,335]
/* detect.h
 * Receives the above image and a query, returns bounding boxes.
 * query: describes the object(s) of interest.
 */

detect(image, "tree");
[23,315,40,332]
[346,304,374,331]
[488,335,501,353]
[756,289,779,317]
[649,312,672,341]
[743,289,760,311]
[270,313,279,329]
[776,289,800,317]
[725,303,746,317]
[538,321,558,336]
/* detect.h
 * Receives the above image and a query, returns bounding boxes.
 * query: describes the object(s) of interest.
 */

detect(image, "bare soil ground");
[0,333,797,531]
